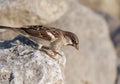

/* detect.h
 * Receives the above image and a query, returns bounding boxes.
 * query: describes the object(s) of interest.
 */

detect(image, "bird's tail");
[0,25,20,33]
[0,25,17,29]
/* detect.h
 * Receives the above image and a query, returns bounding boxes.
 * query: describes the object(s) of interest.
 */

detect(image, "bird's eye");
[72,39,76,43]
[72,39,78,45]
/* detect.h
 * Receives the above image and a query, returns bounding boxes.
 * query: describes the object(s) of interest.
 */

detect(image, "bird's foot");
[40,46,62,59]
[51,49,62,56]
[40,48,55,59]
[49,47,62,56]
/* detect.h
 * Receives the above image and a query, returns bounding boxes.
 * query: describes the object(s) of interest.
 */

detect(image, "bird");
[0,25,79,58]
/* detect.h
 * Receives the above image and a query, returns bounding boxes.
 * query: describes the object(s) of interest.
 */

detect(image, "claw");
[40,48,55,59]
[52,50,62,56]
[40,46,62,59]
[50,47,62,56]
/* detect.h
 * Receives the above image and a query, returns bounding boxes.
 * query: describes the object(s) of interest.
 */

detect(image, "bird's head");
[64,31,79,50]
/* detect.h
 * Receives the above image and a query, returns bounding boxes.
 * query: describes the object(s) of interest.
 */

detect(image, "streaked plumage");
[0,25,79,58]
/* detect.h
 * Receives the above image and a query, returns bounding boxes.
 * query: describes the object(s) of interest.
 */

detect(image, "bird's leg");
[49,47,62,56]
[49,39,63,56]
[40,46,56,59]
[40,46,62,59]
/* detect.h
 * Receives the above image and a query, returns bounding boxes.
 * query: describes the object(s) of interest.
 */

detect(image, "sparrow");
[0,25,79,58]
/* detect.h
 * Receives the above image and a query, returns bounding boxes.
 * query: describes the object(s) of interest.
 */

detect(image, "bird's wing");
[0,25,62,41]
[20,25,61,41]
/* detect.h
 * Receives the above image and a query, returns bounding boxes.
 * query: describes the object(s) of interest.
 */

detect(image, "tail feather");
[0,26,20,33]
[0,26,13,29]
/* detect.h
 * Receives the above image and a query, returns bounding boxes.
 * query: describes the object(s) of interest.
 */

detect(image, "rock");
[93,7,120,84]
[99,13,120,84]
[49,0,117,84]
[78,0,119,18]
[0,35,65,84]
[93,10,120,84]
[0,0,67,26]
[92,9,120,33]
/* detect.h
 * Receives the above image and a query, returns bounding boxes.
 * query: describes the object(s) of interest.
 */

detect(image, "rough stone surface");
[50,0,117,84]
[0,35,65,84]
[0,0,67,26]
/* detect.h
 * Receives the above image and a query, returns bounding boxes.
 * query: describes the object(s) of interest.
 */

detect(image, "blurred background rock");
[78,0,120,19]
[78,0,120,84]
[0,0,119,84]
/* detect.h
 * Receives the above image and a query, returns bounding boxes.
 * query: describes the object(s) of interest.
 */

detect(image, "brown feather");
[20,25,61,41]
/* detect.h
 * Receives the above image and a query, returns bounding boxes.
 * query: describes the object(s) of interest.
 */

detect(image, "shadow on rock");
[0,35,38,49]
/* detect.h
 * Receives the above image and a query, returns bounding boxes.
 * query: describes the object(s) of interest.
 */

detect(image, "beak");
[73,44,79,50]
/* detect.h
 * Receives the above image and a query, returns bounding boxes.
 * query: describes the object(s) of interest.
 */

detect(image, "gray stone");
[0,36,65,84]
[0,0,67,26]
